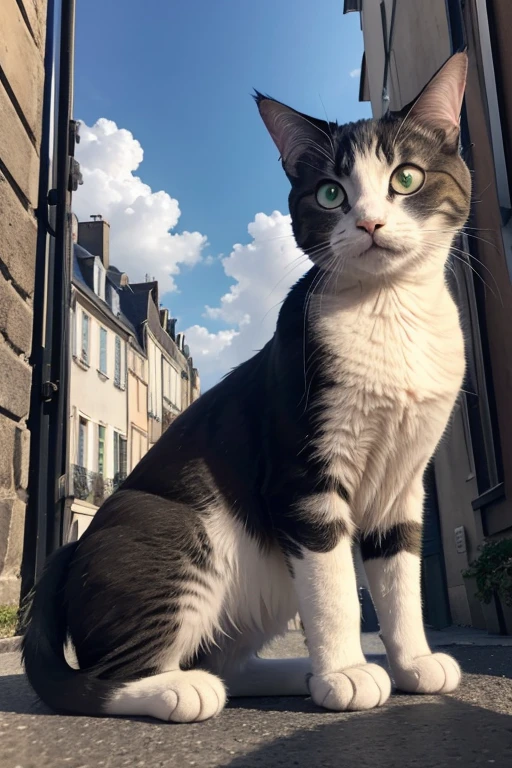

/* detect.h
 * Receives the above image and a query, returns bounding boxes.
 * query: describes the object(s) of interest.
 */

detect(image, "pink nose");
[356,219,385,236]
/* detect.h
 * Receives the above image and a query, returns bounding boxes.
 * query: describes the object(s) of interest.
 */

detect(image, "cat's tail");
[22,542,116,716]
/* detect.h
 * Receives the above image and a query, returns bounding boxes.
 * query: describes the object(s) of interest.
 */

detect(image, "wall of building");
[355,0,512,631]
[0,0,47,603]
[66,293,129,540]
[462,0,512,536]
[69,296,128,477]
[435,405,486,628]
[360,0,451,117]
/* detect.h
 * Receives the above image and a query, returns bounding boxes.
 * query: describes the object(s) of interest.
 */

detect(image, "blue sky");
[74,0,371,386]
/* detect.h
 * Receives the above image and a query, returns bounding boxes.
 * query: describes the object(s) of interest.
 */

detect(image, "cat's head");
[256,53,471,282]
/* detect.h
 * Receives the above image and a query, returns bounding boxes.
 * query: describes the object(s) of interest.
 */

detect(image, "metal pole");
[21,0,77,600]
[46,0,76,555]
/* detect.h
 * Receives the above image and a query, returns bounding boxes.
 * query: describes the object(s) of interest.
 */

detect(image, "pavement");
[1,629,511,768]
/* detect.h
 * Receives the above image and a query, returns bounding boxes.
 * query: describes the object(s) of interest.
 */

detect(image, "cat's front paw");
[308,663,391,711]
[392,652,461,694]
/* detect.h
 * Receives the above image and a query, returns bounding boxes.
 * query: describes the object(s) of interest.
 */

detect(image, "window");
[120,436,127,476]
[172,367,181,409]
[130,427,147,471]
[163,362,181,409]
[113,431,118,478]
[81,312,90,364]
[111,290,120,316]
[113,431,128,484]
[163,361,170,401]
[114,335,122,387]
[98,425,106,476]
[78,417,87,467]
[94,260,106,300]
[99,327,107,374]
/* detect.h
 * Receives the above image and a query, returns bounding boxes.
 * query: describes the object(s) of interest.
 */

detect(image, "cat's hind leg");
[67,491,229,723]
[105,669,226,722]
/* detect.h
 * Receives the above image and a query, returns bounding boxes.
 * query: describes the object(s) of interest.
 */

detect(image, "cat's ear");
[407,52,468,148]
[254,93,333,177]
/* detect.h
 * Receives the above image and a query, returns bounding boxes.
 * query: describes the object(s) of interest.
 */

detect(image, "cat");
[22,52,471,723]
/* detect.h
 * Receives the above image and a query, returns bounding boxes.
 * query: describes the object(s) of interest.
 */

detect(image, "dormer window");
[93,257,106,301]
[111,289,120,316]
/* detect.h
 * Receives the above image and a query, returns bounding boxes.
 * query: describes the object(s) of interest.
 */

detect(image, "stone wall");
[0,0,47,604]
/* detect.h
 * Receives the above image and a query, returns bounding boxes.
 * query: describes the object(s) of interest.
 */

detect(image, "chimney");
[78,217,110,269]
[167,318,177,341]
[160,307,169,330]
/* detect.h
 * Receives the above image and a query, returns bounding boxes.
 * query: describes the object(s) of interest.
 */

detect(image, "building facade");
[345,0,512,632]
[121,281,200,449]
[66,234,131,540]
[0,0,49,603]
[65,217,201,539]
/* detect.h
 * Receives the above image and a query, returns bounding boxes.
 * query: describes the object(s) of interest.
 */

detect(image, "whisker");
[293,112,336,162]
[265,255,312,301]
[451,252,498,299]
[318,94,337,159]
[440,248,500,302]
[300,261,339,412]
[418,227,499,252]
[449,245,503,306]
[300,263,336,402]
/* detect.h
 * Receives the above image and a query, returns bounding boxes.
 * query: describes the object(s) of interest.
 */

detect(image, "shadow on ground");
[224,697,512,768]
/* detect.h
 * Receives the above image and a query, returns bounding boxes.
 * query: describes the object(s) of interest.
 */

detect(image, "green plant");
[0,605,19,639]
[463,538,512,606]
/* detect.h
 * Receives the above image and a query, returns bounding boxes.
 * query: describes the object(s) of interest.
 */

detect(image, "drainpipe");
[21,0,80,600]
[380,0,397,115]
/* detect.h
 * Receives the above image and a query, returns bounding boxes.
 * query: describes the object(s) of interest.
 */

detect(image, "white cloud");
[184,211,311,388]
[73,119,311,390]
[350,68,361,78]
[73,118,208,293]
[183,326,239,359]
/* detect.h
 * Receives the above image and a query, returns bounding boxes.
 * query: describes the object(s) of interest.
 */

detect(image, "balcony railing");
[72,465,127,507]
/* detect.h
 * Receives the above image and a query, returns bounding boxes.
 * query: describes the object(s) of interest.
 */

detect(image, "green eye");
[390,165,425,195]
[316,182,345,209]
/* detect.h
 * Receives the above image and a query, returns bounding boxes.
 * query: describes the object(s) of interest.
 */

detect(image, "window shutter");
[98,425,106,475]
[113,431,119,478]
[99,328,107,373]
[72,309,78,358]
[114,335,121,387]
[120,437,127,476]
[78,419,87,467]
[82,313,89,363]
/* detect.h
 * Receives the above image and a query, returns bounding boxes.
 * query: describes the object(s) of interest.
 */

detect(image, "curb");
[0,635,21,654]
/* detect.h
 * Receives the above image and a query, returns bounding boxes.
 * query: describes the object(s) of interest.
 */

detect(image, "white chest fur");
[310,279,465,528]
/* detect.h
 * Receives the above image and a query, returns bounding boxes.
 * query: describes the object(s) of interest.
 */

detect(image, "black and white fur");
[23,54,471,721]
